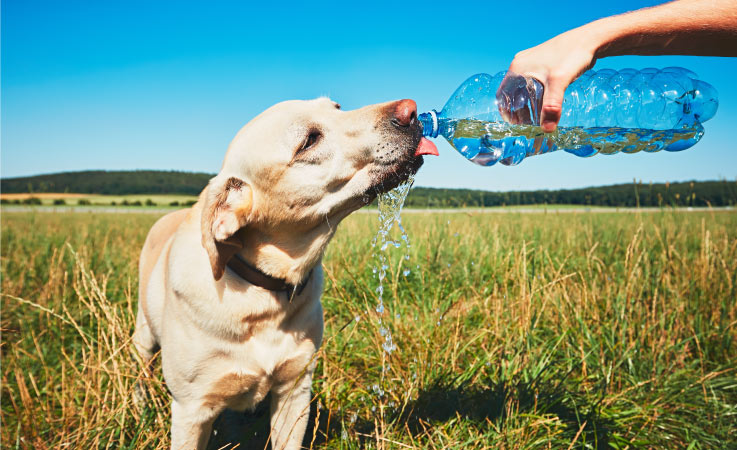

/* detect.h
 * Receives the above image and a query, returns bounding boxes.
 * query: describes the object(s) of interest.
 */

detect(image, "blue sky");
[2,0,736,191]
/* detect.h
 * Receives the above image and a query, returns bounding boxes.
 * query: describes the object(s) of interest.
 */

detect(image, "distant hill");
[1,170,736,207]
[0,170,213,196]
[405,181,737,208]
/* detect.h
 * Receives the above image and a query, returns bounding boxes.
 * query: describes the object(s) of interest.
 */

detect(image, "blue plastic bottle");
[418,68,719,167]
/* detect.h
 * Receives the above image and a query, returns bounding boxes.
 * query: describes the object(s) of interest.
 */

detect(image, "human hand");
[502,28,599,133]
[498,0,737,132]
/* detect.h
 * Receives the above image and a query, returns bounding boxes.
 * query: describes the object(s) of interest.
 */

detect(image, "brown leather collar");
[226,253,311,298]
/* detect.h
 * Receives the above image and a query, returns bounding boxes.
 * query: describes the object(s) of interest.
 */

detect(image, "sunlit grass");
[0,193,197,206]
[2,210,736,449]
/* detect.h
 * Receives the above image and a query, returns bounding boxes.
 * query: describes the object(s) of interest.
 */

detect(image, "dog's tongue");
[414,137,439,157]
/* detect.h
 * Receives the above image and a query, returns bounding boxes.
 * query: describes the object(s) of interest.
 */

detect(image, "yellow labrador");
[133,97,438,450]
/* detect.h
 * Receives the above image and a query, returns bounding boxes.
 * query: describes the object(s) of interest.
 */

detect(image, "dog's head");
[200,97,436,280]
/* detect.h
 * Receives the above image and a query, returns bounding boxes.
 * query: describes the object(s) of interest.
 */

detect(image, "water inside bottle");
[446,118,704,167]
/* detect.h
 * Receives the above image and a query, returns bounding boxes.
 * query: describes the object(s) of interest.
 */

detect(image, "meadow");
[1,209,736,449]
[0,193,198,207]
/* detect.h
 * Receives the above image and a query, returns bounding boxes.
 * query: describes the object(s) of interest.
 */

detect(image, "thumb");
[540,75,568,133]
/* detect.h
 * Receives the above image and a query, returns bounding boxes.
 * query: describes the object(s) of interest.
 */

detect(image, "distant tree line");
[0,170,213,195]
[406,181,737,208]
[2,171,735,208]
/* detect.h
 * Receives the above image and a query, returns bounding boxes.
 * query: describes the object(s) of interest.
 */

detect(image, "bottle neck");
[418,110,439,138]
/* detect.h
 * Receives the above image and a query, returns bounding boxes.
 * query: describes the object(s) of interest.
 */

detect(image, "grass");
[2,209,736,449]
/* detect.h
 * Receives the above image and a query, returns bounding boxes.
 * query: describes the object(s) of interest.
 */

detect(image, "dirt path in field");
[2,206,734,214]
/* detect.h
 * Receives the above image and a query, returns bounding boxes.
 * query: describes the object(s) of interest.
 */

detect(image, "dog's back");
[134,208,190,372]
[139,209,189,314]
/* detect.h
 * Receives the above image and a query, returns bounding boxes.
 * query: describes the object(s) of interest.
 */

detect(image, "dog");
[133,97,438,450]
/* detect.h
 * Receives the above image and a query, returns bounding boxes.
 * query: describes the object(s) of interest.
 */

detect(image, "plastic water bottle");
[418,68,718,167]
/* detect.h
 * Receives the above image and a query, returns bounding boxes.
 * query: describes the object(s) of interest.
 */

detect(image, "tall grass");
[2,210,736,449]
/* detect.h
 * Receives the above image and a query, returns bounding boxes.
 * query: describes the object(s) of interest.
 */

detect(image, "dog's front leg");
[269,370,313,450]
[170,400,216,450]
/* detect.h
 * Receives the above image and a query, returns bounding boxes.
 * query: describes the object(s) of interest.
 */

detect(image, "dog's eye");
[298,130,322,154]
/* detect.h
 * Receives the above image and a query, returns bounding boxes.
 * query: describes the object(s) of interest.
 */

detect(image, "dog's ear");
[201,176,253,280]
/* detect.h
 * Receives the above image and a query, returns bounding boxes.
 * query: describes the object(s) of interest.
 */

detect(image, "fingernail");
[542,120,556,132]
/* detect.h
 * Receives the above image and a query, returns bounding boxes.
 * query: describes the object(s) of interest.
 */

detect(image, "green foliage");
[77,199,91,206]
[2,211,735,449]
[21,197,42,205]
[0,170,213,195]
[2,171,736,207]
[406,180,737,208]
[53,199,66,205]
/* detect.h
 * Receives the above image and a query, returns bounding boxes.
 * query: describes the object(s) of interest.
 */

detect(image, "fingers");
[496,72,536,125]
[541,72,572,132]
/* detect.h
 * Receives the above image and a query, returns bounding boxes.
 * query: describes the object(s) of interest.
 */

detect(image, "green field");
[2,210,736,449]
[0,193,198,207]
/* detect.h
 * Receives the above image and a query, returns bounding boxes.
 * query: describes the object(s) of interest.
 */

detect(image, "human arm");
[505,0,737,132]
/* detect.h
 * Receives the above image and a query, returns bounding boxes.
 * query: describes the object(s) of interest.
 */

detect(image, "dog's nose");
[392,99,417,127]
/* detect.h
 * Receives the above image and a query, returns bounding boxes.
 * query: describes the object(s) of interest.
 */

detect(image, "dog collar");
[226,253,312,299]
